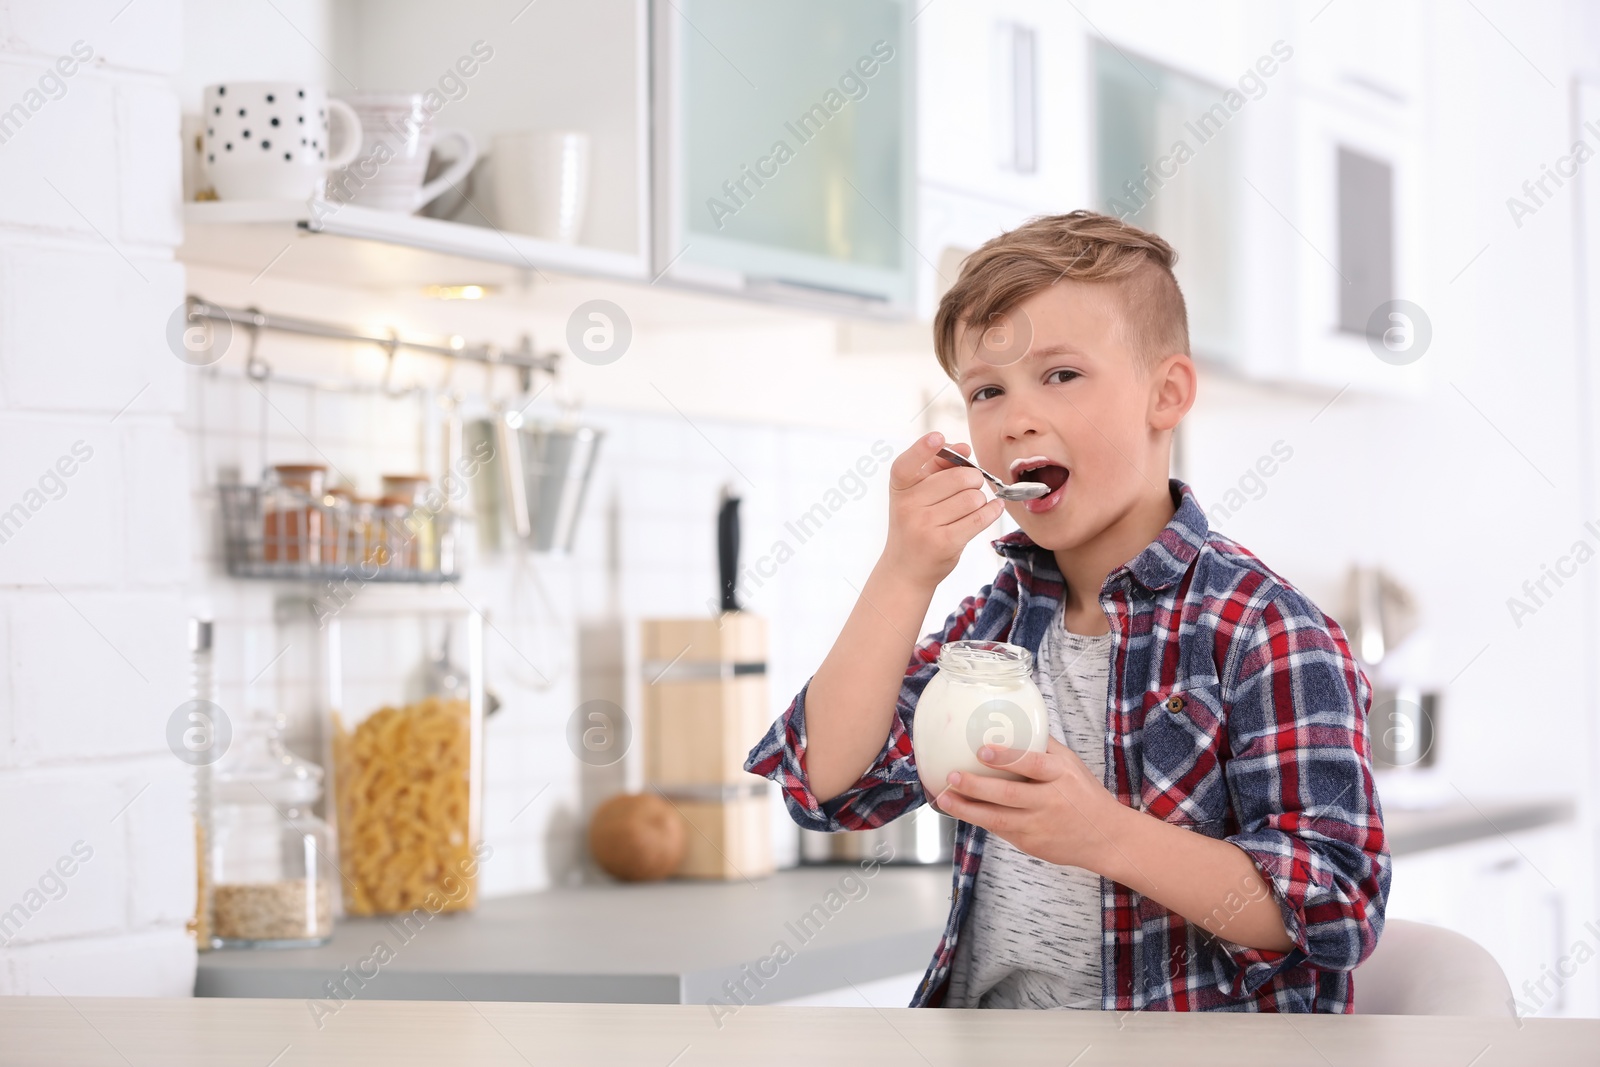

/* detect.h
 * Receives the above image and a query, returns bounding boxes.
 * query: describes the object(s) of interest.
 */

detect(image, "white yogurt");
[912,640,1047,803]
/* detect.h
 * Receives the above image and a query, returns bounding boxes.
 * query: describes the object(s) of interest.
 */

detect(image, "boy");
[745,211,1389,1012]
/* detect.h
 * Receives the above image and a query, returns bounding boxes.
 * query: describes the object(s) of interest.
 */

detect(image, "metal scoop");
[937,446,1049,501]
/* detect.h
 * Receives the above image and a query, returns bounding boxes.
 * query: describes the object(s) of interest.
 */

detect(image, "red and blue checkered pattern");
[745,479,1390,1012]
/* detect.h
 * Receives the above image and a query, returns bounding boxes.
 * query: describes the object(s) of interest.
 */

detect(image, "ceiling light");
[424,284,494,301]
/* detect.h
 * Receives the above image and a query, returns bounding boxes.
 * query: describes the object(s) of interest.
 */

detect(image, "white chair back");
[1353,919,1514,1016]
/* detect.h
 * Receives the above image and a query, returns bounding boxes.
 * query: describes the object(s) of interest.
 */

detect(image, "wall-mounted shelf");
[180,199,917,322]
[217,484,462,585]
[180,200,650,291]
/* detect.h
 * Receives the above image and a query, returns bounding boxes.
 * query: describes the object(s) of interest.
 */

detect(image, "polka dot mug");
[201,82,361,201]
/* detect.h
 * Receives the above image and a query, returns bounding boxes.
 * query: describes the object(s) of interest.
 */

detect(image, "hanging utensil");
[500,411,534,541]
[421,621,501,715]
[503,416,604,553]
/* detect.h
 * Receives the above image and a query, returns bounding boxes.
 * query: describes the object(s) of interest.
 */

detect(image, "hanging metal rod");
[184,295,559,373]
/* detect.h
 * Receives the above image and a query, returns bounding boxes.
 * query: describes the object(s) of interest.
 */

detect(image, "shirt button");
[1165,694,1185,713]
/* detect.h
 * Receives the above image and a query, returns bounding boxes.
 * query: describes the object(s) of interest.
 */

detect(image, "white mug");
[490,130,590,243]
[202,82,361,201]
[330,93,479,214]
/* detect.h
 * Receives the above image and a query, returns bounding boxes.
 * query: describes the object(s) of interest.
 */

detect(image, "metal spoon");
[937,446,1049,501]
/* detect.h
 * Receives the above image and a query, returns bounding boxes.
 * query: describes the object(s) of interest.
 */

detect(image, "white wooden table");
[0,997,1593,1065]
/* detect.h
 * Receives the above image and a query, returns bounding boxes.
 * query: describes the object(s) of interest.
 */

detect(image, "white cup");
[202,82,361,201]
[330,93,479,215]
[490,130,590,244]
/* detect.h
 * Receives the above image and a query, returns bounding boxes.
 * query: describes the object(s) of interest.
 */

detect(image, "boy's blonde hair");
[932,210,1190,379]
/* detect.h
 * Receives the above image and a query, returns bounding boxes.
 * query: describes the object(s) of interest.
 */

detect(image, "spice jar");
[380,474,429,502]
[911,641,1048,802]
[262,464,327,564]
[377,495,419,571]
[381,474,436,572]
[341,497,378,568]
[208,709,334,948]
[322,486,355,566]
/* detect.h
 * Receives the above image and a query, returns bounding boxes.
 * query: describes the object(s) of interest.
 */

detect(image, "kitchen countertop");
[5,997,1595,1066]
[196,796,1576,1005]
[1381,794,1576,856]
[196,866,950,1005]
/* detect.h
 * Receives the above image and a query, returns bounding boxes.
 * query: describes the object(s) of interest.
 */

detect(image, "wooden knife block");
[640,614,774,880]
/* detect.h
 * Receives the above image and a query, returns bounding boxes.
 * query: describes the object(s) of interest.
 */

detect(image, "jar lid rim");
[937,640,1033,673]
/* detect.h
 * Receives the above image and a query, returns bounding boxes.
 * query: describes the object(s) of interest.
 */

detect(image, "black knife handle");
[718,493,741,613]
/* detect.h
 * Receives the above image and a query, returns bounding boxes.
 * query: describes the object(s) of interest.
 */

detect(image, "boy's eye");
[1047,369,1081,385]
[970,385,1002,403]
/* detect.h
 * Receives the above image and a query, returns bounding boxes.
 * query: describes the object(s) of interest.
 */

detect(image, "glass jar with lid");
[322,485,355,567]
[911,640,1048,802]
[322,608,483,917]
[380,474,436,572]
[208,708,334,948]
[262,463,327,564]
[376,496,419,571]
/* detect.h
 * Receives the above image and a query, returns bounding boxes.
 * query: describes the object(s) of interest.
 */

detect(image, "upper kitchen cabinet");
[651,0,917,312]
[1283,88,1427,395]
[1092,40,1252,371]
[1083,1,1427,394]
[180,0,653,288]
[1290,0,1426,114]
[915,0,1086,215]
[909,0,1086,319]
[1281,0,1429,395]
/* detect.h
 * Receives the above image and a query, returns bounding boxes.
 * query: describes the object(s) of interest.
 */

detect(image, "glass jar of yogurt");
[912,640,1048,803]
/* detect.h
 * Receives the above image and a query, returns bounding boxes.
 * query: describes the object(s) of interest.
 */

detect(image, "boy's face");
[955,280,1189,553]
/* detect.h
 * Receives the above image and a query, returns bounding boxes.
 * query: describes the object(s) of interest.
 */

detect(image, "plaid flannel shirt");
[745,478,1390,1011]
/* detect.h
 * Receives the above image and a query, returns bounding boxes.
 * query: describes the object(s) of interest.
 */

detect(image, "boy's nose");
[1000,399,1048,440]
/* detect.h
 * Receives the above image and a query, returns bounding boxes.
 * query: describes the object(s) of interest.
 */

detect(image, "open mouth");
[1014,461,1069,513]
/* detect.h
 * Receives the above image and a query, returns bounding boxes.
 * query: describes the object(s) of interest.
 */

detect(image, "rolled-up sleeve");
[744,575,1006,833]
[1213,589,1391,994]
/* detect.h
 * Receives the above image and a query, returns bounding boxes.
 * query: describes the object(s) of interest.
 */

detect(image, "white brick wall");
[0,0,195,997]
[0,245,185,415]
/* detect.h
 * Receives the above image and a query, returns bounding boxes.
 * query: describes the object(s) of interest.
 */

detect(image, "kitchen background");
[3,0,1600,1019]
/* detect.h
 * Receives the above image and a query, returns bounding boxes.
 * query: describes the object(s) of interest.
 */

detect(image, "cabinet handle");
[994,22,1037,175]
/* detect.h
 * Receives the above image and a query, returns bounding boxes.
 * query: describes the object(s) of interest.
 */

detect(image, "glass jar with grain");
[208,709,334,948]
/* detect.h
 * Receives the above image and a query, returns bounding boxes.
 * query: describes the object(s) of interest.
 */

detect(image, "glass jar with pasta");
[322,608,484,917]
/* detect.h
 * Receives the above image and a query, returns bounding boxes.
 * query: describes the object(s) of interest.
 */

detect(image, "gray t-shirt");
[943,605,1112,1010]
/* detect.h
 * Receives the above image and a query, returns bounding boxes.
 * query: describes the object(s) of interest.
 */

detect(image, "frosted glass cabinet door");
[655,0,915,307]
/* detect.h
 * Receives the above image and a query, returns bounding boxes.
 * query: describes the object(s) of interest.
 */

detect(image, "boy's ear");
[1148,352,1197,432]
